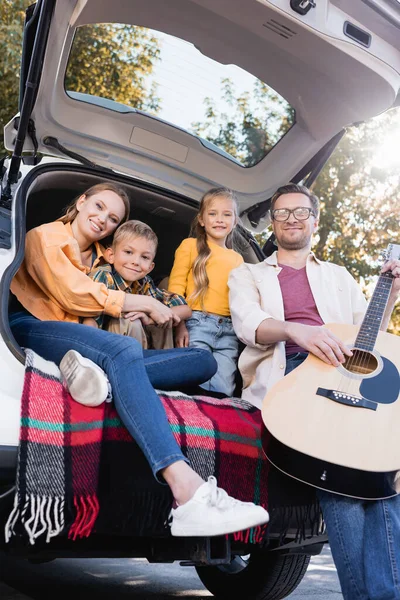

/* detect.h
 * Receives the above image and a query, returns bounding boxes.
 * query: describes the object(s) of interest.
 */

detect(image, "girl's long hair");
[190,187,239,309]
[58,182,130,225]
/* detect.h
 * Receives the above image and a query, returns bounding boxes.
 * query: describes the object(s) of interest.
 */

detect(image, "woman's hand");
[150,308,180,329]
[123,311,155,326]
[144,297,180,329]
[175,321,190,347]
[123,295,179,328]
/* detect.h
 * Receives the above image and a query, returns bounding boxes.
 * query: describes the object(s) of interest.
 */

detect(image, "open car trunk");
[0,165,327,574]
[0,160,260,462]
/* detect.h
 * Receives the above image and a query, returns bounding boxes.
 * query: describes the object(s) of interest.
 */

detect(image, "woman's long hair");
[190,187,239,309]
[58,182,130,225]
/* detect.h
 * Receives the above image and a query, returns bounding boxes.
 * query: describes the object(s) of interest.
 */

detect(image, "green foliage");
[0,0,32,154]
[65,24,161,113]
[311,112,400,333]
[190,77,294,167]
[0,12,161,155]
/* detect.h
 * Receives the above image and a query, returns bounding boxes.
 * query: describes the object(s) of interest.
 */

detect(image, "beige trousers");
[106,317,174,350]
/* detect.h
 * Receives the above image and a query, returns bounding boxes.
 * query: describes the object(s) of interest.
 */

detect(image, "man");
[229,183,400,600]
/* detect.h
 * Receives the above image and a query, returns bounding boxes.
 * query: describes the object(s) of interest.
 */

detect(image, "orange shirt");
[11,221,125,322]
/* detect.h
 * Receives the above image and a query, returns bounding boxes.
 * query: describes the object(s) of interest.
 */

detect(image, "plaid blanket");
[6,349,272,545]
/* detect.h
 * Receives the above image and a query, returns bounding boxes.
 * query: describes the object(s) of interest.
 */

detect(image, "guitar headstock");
[383,244,400,262]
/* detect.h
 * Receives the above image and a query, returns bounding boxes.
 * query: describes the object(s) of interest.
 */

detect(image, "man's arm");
[229,264,351,367]
[228,264,273,349]
[256,319,352,367]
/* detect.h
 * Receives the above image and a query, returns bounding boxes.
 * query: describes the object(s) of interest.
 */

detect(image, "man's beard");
[275,230,312,251]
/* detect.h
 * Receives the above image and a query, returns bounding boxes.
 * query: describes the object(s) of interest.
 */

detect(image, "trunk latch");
[290,0,316,16]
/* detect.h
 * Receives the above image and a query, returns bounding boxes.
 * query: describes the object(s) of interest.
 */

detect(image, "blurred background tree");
[0,6,161,154]
[312,112,400,333]
[191,77,294,168]
[0,0,31,155]
[65,24,161,113]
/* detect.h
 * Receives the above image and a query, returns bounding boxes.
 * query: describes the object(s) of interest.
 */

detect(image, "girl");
[10,182,268,537]
[168,187,243,396]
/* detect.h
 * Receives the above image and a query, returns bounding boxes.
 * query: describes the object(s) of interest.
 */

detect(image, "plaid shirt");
[89,264,186,328]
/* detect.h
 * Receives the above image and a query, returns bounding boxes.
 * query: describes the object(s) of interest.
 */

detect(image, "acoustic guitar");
[262,243,400,500]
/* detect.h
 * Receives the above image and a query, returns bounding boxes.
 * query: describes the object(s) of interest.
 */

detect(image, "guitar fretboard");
[355,271,394,351]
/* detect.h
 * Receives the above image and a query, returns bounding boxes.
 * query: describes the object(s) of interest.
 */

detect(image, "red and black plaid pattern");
[6,349,269,545]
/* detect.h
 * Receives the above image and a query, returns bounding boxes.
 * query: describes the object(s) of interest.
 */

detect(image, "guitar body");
[261,323,400,499]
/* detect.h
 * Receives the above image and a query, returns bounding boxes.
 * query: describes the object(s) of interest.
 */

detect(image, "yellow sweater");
[168,237,243,316]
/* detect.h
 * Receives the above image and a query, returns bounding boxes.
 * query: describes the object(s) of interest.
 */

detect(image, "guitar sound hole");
[343,349,378,375]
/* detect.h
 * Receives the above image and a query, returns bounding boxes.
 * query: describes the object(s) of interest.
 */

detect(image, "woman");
[10,182,269,537]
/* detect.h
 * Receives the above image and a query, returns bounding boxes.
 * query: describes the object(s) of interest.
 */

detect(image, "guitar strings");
[353,271,394,382]
[334,270,394,398]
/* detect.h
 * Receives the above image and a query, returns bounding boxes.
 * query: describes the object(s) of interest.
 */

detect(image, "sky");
[371,115,400,168]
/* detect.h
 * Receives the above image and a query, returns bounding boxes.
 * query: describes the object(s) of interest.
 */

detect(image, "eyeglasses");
[271,207,316,222]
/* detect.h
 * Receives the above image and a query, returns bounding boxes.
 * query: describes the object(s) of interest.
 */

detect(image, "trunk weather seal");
[43,136,114,171]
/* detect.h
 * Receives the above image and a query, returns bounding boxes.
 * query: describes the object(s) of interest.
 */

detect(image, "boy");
[83,220,191,349]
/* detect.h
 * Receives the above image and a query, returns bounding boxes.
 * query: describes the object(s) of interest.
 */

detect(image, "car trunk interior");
[1,164,326,554]
[5,163,259,361]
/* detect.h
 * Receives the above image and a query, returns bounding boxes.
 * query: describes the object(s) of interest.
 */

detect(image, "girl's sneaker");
[170,476,269,537]
[59,350,112,407]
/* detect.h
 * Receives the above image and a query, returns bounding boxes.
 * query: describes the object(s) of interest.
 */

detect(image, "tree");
[312,114,399,274]
[191,77,294,168]
[65,24,161,113]
[0,11,162,155]
[311,111,400,333]
[0,0,31,154]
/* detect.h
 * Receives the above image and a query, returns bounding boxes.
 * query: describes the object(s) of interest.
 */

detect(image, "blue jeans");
[186,311,239,396]
[286,353,400,600]
[10,312,217,479]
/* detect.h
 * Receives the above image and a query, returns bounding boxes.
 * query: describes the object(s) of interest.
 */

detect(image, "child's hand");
[175,322,189,348]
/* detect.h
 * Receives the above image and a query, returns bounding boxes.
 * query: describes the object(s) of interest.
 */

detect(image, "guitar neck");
[355,271,394,351]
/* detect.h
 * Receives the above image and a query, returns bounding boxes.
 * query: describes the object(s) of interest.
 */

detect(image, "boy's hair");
[190,187,239,309]
[59,182,130,225]
[270,183,320,217]
[112,220,158,254]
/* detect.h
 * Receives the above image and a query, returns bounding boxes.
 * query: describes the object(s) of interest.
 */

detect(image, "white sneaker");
[59,350,112,407]
[170,476,269,537]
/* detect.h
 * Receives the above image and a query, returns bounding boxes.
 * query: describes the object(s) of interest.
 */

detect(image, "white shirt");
[228,251,367,409]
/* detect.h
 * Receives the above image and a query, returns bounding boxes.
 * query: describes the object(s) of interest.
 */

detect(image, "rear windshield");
[65,24,295,168]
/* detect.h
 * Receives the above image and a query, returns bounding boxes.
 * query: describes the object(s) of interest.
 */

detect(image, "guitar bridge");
[317,388,377,411]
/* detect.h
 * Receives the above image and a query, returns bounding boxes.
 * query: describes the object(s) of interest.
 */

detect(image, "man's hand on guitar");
[285,322,353,367]
[381,259,400,297]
